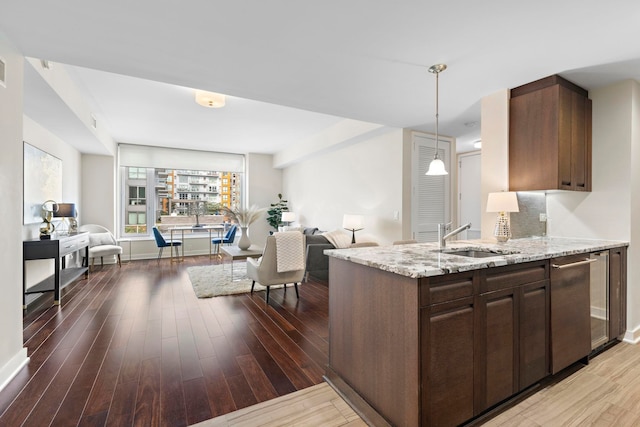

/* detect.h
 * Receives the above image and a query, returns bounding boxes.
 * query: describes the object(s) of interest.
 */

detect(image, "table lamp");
[54,203,78,234]
[281,211,296,227]
[343,214,364,244]
[486,192,519,242]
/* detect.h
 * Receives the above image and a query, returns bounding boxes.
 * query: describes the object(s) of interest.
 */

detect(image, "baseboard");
[623,325,640,344]
[0,348,29,393]
[590,306,607,320]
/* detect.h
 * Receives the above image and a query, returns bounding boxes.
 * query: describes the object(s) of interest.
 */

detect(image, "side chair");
[212,224,237,254]
[152,227,182,261]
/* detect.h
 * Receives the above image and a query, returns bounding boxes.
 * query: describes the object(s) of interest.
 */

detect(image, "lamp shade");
[425,158,448,176]
[343,214,364,230]
[53,203,77,218]
[486,192,519,213]
[281,211,296,222]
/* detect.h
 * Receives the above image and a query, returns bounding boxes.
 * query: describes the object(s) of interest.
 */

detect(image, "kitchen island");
[325,237,628,427]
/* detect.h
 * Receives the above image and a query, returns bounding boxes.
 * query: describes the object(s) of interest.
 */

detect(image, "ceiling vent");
[40,59,51,70]
[0,57,6,87]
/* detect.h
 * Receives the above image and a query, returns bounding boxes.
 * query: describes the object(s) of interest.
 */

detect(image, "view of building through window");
[122,167,242,235]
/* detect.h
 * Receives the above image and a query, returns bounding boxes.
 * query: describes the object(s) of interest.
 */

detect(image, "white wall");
[480,89,510,239]
[246,153,283,248]
[0,32,28,392]
[546,80,640,341]
[283,128,404,245]
[81,154,116,231]
[22,116,83,288]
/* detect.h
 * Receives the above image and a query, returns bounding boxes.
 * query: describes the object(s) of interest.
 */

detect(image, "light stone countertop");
[324,237,629,279]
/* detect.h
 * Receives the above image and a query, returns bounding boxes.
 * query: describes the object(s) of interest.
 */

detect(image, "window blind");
[118,144,244,172]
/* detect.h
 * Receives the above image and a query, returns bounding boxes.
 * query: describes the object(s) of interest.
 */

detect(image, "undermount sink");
[442,249,504,258]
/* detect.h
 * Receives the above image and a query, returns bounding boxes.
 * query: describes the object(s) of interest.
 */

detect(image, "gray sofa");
[301,228,333,281]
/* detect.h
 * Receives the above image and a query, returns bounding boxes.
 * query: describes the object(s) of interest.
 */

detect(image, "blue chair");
[152,227,182,261]
[212,224,237,254]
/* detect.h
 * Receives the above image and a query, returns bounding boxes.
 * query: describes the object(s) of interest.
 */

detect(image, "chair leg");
[251,281,255,293]
[283,283,287,293]
[101,256,104,266]
[294,283,299,299]
[117,254,122,267]
[158,247,164,262]
[265,286,270,303]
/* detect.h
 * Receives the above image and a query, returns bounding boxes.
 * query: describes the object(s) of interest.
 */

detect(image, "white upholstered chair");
[78,224,123,269]
[247,233,306,303]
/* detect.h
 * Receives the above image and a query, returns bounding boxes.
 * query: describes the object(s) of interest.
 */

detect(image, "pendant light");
[425,63,448,176]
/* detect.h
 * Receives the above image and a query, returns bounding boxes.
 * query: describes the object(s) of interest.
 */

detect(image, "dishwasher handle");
[551,258,598,269]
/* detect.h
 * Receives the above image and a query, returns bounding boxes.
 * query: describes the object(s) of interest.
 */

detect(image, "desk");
[23,232,90,308]
[220,245,263,277]
[169,224,226,262]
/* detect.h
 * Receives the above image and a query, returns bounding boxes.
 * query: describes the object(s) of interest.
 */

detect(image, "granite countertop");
[324,237,629,279]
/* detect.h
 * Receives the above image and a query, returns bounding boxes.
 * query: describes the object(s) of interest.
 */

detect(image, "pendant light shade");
[426,158,447,175]
[425,63,448,176]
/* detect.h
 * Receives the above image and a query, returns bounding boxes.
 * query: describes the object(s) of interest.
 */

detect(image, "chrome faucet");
[438,222,472,247]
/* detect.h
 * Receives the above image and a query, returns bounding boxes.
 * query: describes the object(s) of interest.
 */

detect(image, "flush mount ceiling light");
[195,90,226,108]
[425,63,448,176]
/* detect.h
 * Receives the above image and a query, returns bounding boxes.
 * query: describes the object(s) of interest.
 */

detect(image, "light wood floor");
[484,342,640,426]
[191,383,366,426]
[195,342,640,427]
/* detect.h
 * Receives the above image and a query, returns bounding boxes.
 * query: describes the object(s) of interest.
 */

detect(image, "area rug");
[186,263,285,298]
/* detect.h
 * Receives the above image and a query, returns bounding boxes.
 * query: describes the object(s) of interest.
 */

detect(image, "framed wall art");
[23,142,62,224]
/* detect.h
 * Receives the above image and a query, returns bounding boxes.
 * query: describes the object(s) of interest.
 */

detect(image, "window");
[126,212,147,234]
[119,144,244,237]
[129,186,146,205]
[128,167,146,179]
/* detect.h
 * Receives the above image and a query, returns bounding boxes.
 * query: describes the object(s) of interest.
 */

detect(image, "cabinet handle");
[551,258,597,269]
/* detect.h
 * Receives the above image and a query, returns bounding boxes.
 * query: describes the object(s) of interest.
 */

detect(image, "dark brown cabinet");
[509,75,592,192]
[424,297,475,426]
[327,246,626,427]
[550,255,592,374]
[609,247,627,340]
[476,261,549,412]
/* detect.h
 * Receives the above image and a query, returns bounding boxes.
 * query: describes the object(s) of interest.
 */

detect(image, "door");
[458,152,481,239]
[412,133,451,242]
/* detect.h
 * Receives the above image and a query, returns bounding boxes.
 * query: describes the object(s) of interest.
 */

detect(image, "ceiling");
[3,1,640,156]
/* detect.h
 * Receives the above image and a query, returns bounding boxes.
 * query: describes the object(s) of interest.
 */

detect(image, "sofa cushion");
[322,229,352,249]
[305,234,331,245]
[302,227,317,235]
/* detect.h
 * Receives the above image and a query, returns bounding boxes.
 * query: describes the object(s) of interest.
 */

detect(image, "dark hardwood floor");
[1,256,329,426]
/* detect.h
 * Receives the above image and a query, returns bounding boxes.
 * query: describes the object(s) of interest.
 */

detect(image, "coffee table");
[220,245,263,278]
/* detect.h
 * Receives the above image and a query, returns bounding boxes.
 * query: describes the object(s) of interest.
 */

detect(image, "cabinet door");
[509,85,560,191]
[609,247,627,340]
[519,280,549,389]
[423,297,475,427]
[477,288,517,411]
[550,256,592,374]
[560,87,592,191]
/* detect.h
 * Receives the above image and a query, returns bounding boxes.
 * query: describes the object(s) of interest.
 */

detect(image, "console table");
[23,232,90,308]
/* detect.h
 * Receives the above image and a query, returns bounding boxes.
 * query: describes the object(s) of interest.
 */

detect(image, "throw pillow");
[322,229,352,249]
[89,232,116,247]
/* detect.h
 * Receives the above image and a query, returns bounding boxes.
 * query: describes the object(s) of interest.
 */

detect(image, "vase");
[238,226,251,250]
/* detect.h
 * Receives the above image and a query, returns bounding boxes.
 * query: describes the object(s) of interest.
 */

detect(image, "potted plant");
[266,193,289,230]
[221,205,265,250]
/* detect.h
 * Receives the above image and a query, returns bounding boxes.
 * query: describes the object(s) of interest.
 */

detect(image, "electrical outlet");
[539,213,547,222]
[393,211,400,221]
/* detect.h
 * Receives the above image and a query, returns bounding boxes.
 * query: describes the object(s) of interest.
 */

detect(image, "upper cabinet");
[509,75,592,192]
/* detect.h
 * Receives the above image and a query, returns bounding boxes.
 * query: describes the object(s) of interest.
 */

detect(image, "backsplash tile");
[511,192,546,238]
